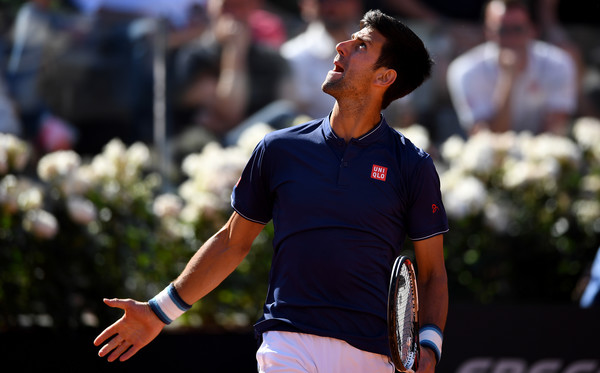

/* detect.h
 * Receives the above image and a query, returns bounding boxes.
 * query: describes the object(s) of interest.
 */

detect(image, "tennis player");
[94,9,448,372]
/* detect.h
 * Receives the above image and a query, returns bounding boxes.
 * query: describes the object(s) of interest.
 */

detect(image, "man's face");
[485,2,534,51]
[322,26,387,99]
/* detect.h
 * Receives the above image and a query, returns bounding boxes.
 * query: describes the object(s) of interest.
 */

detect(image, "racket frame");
[387,255,420,372]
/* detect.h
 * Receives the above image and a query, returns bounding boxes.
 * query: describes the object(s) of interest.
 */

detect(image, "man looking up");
[95,9,448,372]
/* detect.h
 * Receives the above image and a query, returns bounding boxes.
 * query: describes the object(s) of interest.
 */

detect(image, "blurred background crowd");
[1,0,600,333]
[1,0,598,158]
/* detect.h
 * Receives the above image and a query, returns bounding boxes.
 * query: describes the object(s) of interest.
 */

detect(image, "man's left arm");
[413,234,448,372]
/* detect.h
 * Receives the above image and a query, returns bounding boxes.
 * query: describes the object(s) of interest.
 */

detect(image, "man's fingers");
[97,334,123,357]
[94,297,157,362]
[103,298,129,309]
[94,319,123,347]
[107,342,133,363]
[94,327,114,347]
[119,344,142,362]
[94,298,131,346]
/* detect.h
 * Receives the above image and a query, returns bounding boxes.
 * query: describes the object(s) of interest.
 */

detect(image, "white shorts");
[256,330,395,373]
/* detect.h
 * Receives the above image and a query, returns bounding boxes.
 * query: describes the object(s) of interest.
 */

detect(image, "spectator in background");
[172,0,291,151]
[0,13,22,136]
[69,0,208,31]
[7,0,77,152]
[536,0,600,119]
[7,0,53,140]
[580,246,600,308]
[362,0,491,144]
[279,0,363,120]
[379,0,487,53]
[447,0,576,136]
[0,75,22,136]
[69,0,287,50]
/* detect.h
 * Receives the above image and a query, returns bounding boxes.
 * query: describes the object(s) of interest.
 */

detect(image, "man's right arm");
[94,211,265,362]
[172,211,265,304]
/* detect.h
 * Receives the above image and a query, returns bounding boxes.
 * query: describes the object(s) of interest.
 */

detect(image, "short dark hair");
[360,10,433,109]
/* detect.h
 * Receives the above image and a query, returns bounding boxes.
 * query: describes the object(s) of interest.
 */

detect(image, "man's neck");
[329,102,382,142]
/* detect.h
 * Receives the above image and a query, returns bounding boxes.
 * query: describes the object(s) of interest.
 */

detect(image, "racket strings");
[395,266,417,368]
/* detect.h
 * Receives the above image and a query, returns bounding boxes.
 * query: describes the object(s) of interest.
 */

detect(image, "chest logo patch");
[371,164,387,181]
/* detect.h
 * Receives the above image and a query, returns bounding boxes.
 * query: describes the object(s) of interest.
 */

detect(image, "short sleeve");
[231,138,273,224]
[406,157,449,240]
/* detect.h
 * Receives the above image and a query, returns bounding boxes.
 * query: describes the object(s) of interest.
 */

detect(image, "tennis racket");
[388,255,420,372]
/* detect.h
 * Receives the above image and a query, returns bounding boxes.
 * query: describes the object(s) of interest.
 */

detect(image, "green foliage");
[1,117,600,331]
[439,119,600,304]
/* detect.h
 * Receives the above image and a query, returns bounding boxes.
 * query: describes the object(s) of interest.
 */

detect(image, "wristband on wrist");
[148,283,192,324]
[419,324,443,364]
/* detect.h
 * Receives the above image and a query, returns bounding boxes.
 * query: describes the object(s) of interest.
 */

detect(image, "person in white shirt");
[446,0,576,136]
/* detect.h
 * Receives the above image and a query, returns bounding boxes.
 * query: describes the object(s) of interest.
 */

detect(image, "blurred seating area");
[0,0,598,158]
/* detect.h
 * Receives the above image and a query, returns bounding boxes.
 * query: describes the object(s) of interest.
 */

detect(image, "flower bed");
[1,117,599,330]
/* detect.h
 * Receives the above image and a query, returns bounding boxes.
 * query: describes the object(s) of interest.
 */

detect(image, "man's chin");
[321,80,339,98]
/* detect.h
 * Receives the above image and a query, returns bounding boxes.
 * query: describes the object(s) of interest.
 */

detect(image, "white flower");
[459,131,497,175]
[91,153,118,180]
[439,167,464,195]
[502,159,533,189]
[494,131,518,154]
[573,117,600,150]
[0,133,30,172]
[0,148,7,175]
[179,192,222,224]
[398,124,430,151]
[502,157,560,190]
[101,180,121,202]
[484,199,513,233]
[22,209,59,239]
[103,138,127,163]
[123,142,151,183]
[572,200,600,227]
[0,174,20,213]
[153,193,183,218]
[61,165,95,195]
[95,139,151,185]
[67,196,97,225]
[0,175,42,213]
[442,175,487,219]
[440,135,465,164]
[180,142,247,208]
[236,122,275,155]
[17,187,43,211]
[180,202,201,224]
[523,133,581,166]
[581,174,600,194]
[126,142,151,168]
[178,179,200,202]
[37,150,81,182]
[551,217,570,237]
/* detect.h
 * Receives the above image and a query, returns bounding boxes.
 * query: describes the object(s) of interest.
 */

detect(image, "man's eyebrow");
[351,32,373,45]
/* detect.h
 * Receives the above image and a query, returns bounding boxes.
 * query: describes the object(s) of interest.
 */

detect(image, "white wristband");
[420,324,443,364]
[148,283,192,324]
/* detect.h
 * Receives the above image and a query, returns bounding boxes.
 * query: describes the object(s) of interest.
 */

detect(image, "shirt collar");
[322,113,389,147]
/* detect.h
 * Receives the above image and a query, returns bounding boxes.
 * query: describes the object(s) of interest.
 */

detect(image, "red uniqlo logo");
[371,164,387,181]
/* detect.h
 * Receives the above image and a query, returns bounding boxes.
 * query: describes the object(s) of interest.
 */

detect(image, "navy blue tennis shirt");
[231,114,449,356]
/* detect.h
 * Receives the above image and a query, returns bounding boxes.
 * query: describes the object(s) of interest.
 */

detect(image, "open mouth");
[332,62,345,73]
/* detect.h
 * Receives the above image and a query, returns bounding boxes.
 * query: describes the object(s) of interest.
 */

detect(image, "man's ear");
[375,68,397,88]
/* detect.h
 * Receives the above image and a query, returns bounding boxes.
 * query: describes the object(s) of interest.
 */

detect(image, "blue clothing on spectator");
[231,114,449,356]
[580,246,600,308]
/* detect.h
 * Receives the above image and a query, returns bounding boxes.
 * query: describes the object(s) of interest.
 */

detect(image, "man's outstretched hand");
[93,298,165,362]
